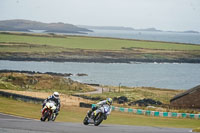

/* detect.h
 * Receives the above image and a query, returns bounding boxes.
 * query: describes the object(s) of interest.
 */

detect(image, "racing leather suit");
[88,100,112,118]
[43,95,61,115]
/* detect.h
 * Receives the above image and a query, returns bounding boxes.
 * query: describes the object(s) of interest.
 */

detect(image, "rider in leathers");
[42,92,60,118]
[87,98,112,119]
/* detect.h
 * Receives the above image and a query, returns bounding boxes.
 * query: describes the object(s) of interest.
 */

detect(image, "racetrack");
[0,113,192,133]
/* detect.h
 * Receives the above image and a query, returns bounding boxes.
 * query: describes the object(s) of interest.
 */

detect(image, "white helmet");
[53,92,59,99]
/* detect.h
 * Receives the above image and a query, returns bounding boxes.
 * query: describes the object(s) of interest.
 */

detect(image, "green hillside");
[0,32,200,63]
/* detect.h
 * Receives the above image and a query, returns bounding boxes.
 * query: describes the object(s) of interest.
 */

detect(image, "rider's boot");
[52,113,56,121]
[87,110,92,117]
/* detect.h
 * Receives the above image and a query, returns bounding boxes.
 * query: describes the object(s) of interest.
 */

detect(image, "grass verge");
[193,127,200,132]
[0,96,199,128]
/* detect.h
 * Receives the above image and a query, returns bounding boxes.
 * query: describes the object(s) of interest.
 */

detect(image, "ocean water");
[73,29,200,45]
[0,60,199,90]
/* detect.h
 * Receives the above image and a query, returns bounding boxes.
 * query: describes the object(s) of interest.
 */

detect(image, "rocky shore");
[1,56,200,63]
[0,69,73,77]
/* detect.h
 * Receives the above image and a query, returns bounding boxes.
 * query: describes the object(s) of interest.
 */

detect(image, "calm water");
[69,29,200,44]
[0,60,200,90]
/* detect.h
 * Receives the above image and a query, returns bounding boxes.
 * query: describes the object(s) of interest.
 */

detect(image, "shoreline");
[1,58,200,64]
[1,32,200,64]
[0,70,180,92]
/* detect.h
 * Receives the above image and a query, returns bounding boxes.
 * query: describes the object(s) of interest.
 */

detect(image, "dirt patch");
[0,89,93,107]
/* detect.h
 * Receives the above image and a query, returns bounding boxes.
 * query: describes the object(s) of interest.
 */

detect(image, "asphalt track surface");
[0,113,193,133]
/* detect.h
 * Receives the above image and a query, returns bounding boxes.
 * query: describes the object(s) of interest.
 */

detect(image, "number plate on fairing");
[103,105,109,113]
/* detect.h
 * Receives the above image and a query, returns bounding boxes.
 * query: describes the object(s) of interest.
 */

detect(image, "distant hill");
[183,30,199,34]
[78,25,135,31]
[78,25,199,34]
[0,19,92,34]
[78,25,163,32]
[135,28,162,32]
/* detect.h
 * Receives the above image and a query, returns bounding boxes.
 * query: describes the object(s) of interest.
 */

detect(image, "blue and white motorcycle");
[83,104,111,126]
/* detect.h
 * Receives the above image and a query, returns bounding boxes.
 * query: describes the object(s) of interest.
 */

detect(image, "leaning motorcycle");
[40,101,57,122]
[83,104,110,126]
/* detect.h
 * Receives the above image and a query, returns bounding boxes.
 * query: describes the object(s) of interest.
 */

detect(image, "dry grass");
[193,127,200,132]
[0,72,95,94]
[88,86,184,104]
[0,89,94,107]
[0,72,97,107]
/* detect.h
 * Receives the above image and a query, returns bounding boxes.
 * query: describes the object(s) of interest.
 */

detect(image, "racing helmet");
[53,92,59,99]
[106,98,113,105]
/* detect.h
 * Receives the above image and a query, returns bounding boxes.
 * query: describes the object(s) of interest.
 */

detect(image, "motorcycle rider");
[87,98,113,119]
[42,92,61,119]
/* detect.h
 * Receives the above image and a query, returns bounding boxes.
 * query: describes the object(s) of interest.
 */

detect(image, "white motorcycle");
[83,104,111,126]
[40,101,57,122]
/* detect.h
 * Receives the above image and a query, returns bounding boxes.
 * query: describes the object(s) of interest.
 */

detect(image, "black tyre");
[94,113,104,126]
[83,116,89,125]
[51,117,55,121]
[41,110,50,122]
[40,117,45,121]
[51,114,56,121]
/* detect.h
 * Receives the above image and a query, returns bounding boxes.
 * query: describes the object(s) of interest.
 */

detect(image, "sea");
[0,60,199,90]
[1,29,200,90]
[66,29,200,45]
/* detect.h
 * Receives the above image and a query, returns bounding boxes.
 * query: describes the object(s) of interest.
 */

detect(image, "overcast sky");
[1,0,200,31]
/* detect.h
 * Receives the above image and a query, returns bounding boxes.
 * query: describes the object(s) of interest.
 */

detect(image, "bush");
[128,98,162,106]
[113,96,128,104]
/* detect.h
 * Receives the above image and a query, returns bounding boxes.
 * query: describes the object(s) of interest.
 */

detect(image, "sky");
[1,0,200,32]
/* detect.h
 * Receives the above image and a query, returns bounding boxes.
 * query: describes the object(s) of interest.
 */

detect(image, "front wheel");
[83,116,89,125]
[41,109,50,122]
[94,113,104,126]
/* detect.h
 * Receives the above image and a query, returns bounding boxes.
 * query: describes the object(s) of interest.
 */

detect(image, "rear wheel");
[94,113,104,126]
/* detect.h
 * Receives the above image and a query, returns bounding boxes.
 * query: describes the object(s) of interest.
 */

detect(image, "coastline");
[1,32,200,64]
[1,57,200,64]
[1,60,199,90]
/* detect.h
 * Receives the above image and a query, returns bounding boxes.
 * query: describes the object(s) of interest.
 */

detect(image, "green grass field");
[1,33,200,51]
[0,96,199,128]
[86,86,183,104]
[1,32,200,63]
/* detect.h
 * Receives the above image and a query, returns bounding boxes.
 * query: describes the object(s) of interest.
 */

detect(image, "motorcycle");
[40,101,57,122]
[83,104,110,126]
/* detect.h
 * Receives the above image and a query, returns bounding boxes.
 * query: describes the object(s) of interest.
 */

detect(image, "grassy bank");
[193,127,200,132]
[0,72,94,94]
[0,32,200,63]
[85,86,183,105]
[0,72,182,105]
[0,96,199,128]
